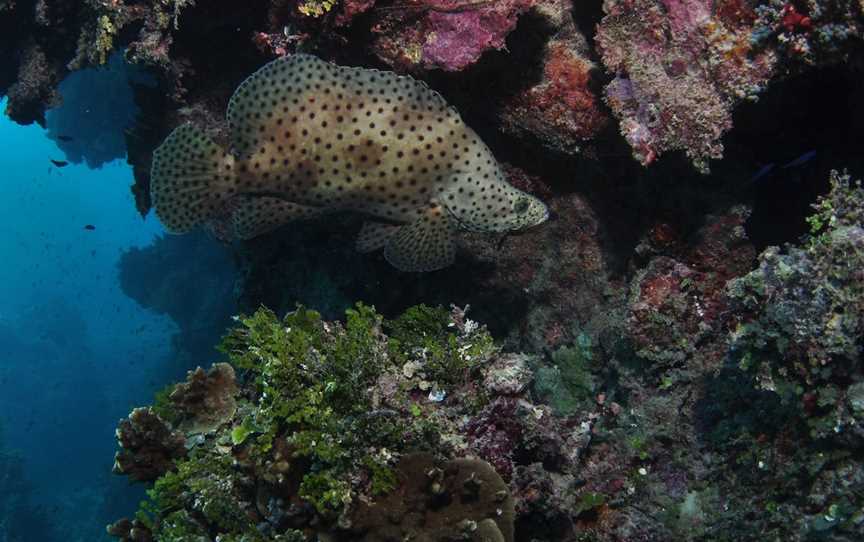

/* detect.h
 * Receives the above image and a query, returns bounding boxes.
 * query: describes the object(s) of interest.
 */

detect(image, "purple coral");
[597,0,777,171]
[370,0,536,72]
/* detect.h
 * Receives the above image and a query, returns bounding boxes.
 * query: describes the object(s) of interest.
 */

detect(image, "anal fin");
[214,196,324,240]
[356,221,400,253]
[384,205,455,272]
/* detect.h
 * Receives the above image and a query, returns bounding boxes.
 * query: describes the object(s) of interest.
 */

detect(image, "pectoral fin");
[383,205,455,272]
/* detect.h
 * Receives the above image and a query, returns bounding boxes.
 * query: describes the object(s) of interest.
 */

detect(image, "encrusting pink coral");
[369,0,537,72]
[499,0,608,154]
[596,0,777,171]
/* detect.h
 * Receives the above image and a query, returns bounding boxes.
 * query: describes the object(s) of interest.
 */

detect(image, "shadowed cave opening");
[45,51,154,169]
[733,64,863,250]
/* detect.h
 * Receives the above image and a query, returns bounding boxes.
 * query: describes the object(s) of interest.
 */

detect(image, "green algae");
[116,302,502,539]
[386,304,495,389]
[151,382,179,424]
[532,333,597,415]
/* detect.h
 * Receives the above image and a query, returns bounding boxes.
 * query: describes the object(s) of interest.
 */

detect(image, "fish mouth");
[538,204,551,224]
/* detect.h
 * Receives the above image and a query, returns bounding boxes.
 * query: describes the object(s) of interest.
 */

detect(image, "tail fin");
[150,124,236,233]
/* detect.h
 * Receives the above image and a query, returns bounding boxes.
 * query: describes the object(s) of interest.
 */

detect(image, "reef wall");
[2,1,864,540]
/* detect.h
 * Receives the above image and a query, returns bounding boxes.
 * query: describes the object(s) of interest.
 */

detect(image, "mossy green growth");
[533,334,597,415]
[218,303,407,516]
[298,0,338,17]
[299,471,352,515]
[363,456,398,495]
[230,415,259,446]
[574,491,606,517]
[93,14,118,65]
[385,304,495,388]
[120,302,499,538]
[386,304,451,346]
[141,450,255,539]
[151,383,179,424]
[150,511,209,542]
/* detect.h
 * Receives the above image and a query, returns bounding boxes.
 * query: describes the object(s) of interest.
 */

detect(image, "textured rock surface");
[112,408,186,483]
[2,2,864,541]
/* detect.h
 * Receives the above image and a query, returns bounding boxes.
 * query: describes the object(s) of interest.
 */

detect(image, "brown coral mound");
[169,362,239,435]
[112,407,186,482]
[352,452,515,542]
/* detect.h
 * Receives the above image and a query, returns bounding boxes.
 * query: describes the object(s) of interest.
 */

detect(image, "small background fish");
[151,54,548,272]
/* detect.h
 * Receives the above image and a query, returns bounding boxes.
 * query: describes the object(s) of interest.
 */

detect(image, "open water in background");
[0,96,186,541]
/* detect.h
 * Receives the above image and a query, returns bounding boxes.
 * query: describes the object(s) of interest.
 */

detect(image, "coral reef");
[113,407,186,483]
[750,0,864,65]
[727,170,864,442]
[367,0,537,72]
[2,1,864,540]
[107,159,864,540]
[597,0,776,171]
[626,205,756,372]
[499,0,609,154]
[108,304,585,540]
[165,363,239,435]
[351,453,516,542]
[597,0,862,171]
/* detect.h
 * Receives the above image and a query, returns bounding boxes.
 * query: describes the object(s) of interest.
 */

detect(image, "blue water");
[0,96,186,540]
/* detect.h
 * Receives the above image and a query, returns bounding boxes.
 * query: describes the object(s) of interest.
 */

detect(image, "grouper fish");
[151,54,548,272]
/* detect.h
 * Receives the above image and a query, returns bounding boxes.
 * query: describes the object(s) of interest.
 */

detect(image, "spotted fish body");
[151,54,548,271]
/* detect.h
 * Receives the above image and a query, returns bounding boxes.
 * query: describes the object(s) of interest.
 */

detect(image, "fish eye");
[514,198,530,214]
